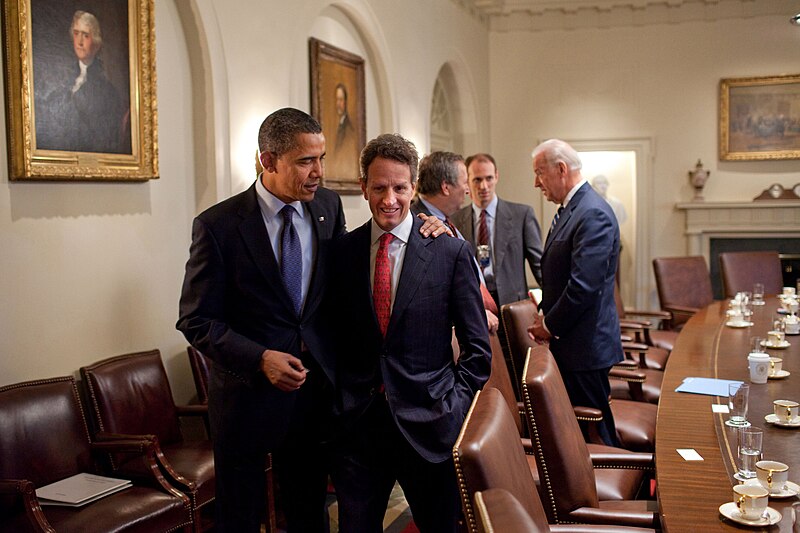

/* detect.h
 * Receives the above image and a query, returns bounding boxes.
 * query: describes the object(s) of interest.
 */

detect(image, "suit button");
[369,387,376,396]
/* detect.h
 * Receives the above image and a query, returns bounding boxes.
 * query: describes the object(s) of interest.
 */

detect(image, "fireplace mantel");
[677,201,800,258]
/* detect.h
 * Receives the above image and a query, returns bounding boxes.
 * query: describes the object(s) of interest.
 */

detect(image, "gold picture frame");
[309,37,365,194]
[2,0,158,181]
[719,74,800,161]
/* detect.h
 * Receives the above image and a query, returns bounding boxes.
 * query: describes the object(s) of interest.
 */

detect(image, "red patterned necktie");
[444,217,458,237]
[374,232,394,337]
[478,209,489,246]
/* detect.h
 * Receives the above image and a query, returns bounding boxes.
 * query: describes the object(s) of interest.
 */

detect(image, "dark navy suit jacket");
[177,182,346,451]
[327,216,491,463]
[539,182,623,372]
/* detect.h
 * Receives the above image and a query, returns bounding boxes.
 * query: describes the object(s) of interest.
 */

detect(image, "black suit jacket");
[452,197,542,306]
[177,182,346,450]
[539,182,623,372]
[327,216,491,462]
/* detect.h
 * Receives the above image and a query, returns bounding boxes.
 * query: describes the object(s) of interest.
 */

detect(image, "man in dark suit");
[451,153,543,310]
[327,135,491,533]
[527,138,624,447]
[411,150,499,334]
[177,108,343,532]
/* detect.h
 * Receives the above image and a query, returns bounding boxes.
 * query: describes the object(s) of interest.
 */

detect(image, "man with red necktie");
[327,134,491,533]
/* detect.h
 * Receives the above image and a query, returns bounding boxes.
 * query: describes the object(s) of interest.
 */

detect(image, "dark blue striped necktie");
[550,205,564,232]
[280,205,302,315]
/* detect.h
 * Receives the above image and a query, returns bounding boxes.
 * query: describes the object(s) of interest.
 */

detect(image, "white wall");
[489,12,800,305]
[0,0,490,400]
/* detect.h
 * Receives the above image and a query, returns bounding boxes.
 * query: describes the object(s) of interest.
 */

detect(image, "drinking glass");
[752,283,765,305]
[750,336,765,354]
[737,426,763,480]
[727,383,750,427]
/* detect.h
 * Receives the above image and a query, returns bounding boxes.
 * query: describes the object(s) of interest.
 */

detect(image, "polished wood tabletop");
[656,297,799,532]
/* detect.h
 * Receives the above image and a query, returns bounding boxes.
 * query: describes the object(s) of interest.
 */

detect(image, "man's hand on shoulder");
[260,350,308,391]
[417,213,453,238]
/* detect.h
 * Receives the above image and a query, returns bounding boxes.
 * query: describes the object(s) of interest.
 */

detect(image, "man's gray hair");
[417,151,464,196]
[72,11,102,47]
[531,139,582,171]
[258,108,322,157]
[360,133,419,184]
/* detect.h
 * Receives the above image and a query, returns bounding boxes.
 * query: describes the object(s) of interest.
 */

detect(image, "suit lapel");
[493,199,512,269]
[302,199,329,320]
[387,219,432,337]
[543,183,588,254]
[237,184,297,317]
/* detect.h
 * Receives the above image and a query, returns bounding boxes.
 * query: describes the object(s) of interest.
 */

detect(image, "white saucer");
[743,478,800,499]
[725,419,751,428]
[719,501,781,526]
[726,321,753,328]
[768,370,791,379]
[751,300,766,306]
[764,413,800,427]
[761,339,791,349]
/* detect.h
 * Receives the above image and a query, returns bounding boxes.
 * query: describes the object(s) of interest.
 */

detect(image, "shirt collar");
[472,194,498,218]
[418,197,447,222]
[255,176,305,221]
[370,211,414,245]
[563,179,587,208]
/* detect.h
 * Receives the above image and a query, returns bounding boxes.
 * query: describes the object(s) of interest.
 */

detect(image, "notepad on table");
[35,473,131,507]
[674,377,743,397]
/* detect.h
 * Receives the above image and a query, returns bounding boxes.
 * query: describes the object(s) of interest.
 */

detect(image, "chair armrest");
[569,506,659,529]
[551,526,655,533]
[625,308,672,321]
[620,333,633,342]
[520,437,534,455]
[0,479,54,532]
[573,406,603,421]
[92,432,194,503]
[608,368,645,402]
[622,342,649,369]
[589,451,654,470]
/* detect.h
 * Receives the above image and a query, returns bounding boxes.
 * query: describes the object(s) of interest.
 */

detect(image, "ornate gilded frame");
[719,74,800,161]
[309,37,365,194]
[2,0,158,181]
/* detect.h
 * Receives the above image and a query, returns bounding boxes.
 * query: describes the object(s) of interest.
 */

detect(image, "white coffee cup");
[767,330,785,346]
[769,357,783,376]
[785,315,800,335]
[774,399,800,423]
[756,460,790,495]
[748,353,770,384]
[784,287,797,297]
[733,483,769,521]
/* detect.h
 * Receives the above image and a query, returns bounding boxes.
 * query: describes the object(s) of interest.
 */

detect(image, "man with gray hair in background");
[527,138,624,447]
[411,150,500,333]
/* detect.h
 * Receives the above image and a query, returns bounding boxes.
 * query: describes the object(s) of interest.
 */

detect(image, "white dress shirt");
[369,212,413,311]
[471,195,498,283]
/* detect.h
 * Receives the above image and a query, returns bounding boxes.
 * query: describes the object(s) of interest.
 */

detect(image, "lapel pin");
[318,216,325,222]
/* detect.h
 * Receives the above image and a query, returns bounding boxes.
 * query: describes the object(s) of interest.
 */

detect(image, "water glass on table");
[737,426,763,480]
[727,382,750,427]
[752,283,765,305]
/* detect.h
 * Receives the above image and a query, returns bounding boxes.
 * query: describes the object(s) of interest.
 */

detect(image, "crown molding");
[451,0,797,32]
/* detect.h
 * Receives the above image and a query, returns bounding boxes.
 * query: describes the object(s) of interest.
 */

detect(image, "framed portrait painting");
[719,74,800,161]
[2,0,158,181]
[309,37,365,194]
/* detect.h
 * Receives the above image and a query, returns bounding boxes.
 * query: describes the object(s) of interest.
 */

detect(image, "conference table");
[656,297,799,531]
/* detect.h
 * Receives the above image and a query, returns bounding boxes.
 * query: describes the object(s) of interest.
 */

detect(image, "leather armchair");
[652,256,714,330]
[614,283,676,353]
[0,376,192,533]
[521,347,660,529]
[502,299,657,451]
[719,250,783,298]
[474,489,655,533]
[81,350,214,532]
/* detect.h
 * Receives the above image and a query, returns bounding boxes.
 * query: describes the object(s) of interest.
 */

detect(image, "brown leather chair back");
[652,256,713,328]
[719,250,783,298]
[501,299,538,397]
[484,333,522,435]
[81,350,183,447]
[453,388,545,533]
[0,377,92,490]
[474,488,547,533]
[522,345,599,523]
[187,345,211,404]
